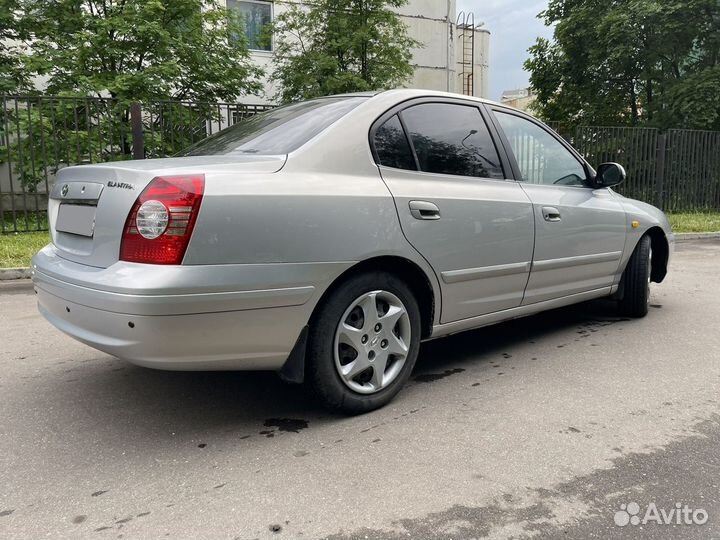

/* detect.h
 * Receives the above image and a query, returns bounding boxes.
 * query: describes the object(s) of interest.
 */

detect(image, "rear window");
[181,97,366,156]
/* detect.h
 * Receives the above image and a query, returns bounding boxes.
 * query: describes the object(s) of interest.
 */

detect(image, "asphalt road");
[1,240,719,540]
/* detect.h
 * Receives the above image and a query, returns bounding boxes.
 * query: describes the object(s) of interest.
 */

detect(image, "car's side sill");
[429,287,614,339]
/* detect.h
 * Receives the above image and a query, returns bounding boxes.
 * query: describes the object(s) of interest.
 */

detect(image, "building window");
[228,0,272,52]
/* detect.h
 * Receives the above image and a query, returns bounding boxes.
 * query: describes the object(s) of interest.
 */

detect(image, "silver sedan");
[32,89,673,413]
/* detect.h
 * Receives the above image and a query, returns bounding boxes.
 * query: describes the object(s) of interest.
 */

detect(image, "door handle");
[409,200,441,220]
[542,206,562,222]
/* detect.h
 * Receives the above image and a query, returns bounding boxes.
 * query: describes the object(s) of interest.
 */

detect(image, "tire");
[307,271,422,414]
[618,235,652,318]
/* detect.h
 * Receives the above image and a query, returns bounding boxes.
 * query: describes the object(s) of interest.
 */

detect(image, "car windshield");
[181,97,367,156]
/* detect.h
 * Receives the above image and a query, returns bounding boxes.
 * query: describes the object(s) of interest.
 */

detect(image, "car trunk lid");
[49,155,285,268]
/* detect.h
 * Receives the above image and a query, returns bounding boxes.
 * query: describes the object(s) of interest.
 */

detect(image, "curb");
[0,267,32,280]
[675,232,720,242]
[0,278,33,292]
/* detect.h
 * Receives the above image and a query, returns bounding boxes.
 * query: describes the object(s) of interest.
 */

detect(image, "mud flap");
[278,325,308,384]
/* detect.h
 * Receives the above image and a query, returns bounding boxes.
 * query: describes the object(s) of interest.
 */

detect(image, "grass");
[668,212,720,233]
[0,231,50,268]
[1,211,51,267]
[0,212,718,269]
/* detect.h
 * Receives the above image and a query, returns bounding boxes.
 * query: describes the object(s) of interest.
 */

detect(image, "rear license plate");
[56,204,97,237]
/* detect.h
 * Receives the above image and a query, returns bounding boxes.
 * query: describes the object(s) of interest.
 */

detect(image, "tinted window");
[400,103,504,179]
[374,115,416,170]
[494,111,587,186]
[182,97,366,156]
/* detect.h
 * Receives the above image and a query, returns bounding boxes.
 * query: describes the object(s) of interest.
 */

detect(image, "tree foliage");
[0,0,31,92]
[270,0,420,103]
[525,0,720,130]
[2,0,264,190]
[20,0,262,103]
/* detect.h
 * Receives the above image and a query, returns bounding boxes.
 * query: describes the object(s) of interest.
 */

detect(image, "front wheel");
[307,271,421,414]
[618,235,652,318]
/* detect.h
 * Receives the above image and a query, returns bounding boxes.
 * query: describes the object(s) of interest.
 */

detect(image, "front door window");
[494,111,587,187]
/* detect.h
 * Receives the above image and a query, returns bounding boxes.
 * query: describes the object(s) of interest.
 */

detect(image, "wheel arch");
[620,226,669,285]
[310,255,437,339]
[646,226,670,283]
[279,255,437,384]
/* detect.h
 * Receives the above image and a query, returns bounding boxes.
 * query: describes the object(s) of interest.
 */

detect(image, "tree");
[525,0,720,130]
[270,0,420,103]
[21,0,262,103]
[0,0,31,92]
[2,0,264,190]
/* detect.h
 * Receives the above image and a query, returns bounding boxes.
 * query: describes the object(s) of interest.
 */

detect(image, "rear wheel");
[307,271,421,414]
[618,235,652,318]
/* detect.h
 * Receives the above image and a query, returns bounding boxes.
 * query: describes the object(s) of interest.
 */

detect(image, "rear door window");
[400,103,505,179]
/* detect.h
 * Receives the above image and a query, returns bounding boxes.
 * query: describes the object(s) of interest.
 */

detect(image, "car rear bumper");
[32,245,352,370]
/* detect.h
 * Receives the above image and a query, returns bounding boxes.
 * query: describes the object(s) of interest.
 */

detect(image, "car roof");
[320,88,503,107]
[375,88,502,107]
[322,91,383,98]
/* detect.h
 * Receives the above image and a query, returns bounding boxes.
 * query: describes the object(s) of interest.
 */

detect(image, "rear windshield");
[181,97,366,156]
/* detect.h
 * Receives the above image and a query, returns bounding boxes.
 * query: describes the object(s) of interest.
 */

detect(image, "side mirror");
[593,163,626,188]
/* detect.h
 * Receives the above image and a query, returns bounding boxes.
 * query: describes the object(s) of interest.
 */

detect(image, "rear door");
[488,107,627,304]
[372,99,535,323]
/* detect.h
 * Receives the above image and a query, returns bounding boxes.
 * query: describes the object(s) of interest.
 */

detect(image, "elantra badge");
[107,181,134,190]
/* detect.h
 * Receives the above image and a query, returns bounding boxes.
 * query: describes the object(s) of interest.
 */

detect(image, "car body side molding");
[531,251,623,271]
[441,261,532,284]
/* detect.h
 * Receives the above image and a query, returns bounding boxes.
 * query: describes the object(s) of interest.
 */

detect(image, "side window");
[493,111,587,186]
[400,103,505,179]
[373,115,416,171]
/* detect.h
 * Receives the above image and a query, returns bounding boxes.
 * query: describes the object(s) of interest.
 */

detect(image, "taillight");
[120,174,205,264]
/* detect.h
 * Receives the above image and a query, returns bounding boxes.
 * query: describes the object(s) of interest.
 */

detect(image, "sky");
[457,0,554,100]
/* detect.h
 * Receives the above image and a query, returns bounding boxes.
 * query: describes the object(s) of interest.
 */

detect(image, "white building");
[227,0,490,103]
[500,87,535,112]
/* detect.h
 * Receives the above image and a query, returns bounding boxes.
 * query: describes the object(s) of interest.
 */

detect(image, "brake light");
[120,175,205,264]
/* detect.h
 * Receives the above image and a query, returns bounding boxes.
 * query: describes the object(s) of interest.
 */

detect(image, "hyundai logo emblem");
[61,184,69,197]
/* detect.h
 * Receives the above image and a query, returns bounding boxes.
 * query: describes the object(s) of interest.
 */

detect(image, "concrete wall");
[395,0,456,94]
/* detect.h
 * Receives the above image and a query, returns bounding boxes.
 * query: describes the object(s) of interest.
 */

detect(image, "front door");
[490,108,627,304]
[371,100,535,323]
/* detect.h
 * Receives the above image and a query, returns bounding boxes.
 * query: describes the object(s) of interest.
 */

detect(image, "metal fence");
[3,98,720,233]
[551,124,720,212]
[1,95,273,233]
